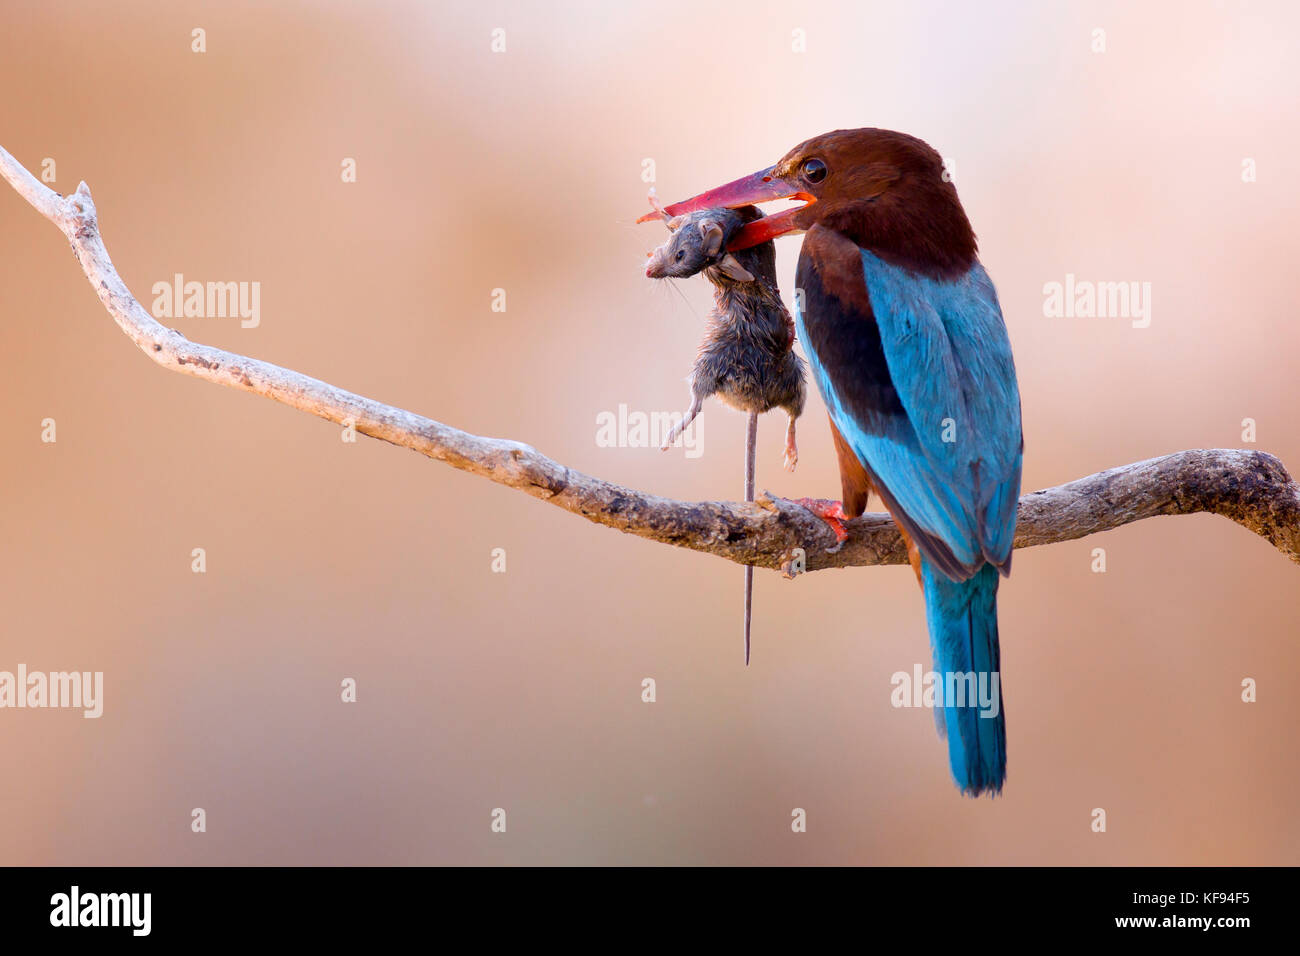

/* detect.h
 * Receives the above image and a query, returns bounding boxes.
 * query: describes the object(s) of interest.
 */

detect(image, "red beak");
[636,165,815,251]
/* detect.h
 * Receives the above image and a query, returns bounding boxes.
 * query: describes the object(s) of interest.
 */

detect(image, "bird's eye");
[675,250,685,261]
[801,158,828,184]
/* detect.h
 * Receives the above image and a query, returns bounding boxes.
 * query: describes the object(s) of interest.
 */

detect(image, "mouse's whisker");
[662,278,701,318]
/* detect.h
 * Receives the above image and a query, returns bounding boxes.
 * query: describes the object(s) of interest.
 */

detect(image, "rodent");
[644,198,807,664]
[645,203,806,470]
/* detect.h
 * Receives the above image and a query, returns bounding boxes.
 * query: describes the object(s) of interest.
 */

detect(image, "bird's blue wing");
[795,226,1022,578]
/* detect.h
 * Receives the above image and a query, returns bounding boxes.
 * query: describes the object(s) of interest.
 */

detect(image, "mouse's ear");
[698,220,724,257]
[716,254,755,282]
[665,215,685,233]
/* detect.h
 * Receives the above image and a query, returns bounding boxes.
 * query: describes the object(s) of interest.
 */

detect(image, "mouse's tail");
[743,564,753,666]
[744,411,758,665]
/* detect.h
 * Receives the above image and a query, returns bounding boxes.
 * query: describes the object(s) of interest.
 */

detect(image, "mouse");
[644,194,806,664]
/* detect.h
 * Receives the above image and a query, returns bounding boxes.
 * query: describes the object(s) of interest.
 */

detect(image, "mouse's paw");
[783,430,798,472]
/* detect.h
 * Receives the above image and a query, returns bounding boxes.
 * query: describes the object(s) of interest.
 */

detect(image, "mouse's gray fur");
[646,205,806,466]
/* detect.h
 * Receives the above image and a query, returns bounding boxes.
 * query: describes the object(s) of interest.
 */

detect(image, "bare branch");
[3,145,1297,572]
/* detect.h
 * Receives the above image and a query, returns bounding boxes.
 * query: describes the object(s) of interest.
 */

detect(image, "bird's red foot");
[790,497,849,553]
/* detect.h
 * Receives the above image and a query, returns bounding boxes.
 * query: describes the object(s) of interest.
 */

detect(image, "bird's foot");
[772,496,849,553]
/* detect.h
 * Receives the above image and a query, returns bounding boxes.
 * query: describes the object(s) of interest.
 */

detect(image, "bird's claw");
[791,496,849,552]
[767,495,850,552]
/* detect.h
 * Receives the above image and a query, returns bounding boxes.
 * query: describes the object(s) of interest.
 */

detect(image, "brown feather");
[828,414,873,518]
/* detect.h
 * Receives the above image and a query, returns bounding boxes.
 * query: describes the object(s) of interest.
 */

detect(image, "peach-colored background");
[0,0,1296,865]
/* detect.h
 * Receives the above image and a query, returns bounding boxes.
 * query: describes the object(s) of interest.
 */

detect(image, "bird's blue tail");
[921,559,1006,796]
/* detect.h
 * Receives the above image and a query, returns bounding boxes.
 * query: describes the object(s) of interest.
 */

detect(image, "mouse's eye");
[675,250,685,262]
[801,158,828,185]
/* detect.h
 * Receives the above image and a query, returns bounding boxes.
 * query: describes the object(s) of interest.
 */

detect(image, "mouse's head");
[644,206,756,282]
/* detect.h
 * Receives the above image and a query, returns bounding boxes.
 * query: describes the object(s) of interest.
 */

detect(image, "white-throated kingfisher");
[641,128,1022,796]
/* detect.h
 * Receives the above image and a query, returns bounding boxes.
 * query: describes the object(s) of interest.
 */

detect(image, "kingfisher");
[641,128,1022,796]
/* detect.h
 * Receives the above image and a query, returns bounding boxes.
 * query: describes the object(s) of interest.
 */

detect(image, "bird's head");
[638,128,976,276]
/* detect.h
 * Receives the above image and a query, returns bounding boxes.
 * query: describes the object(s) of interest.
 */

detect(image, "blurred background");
[0,0,1296,865]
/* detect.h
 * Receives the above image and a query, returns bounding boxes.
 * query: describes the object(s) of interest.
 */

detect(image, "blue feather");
[923,559,1006,795]
[797,251,1021,574]
[795,246,1020,795]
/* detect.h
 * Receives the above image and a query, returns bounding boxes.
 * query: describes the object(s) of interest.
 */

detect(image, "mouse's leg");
[662,393,704,451]
[782,413,798,472]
